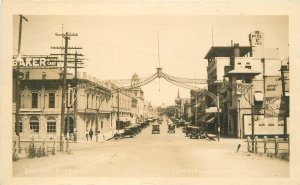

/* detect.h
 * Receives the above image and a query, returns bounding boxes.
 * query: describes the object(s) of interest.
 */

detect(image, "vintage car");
[167,124,176,133]
[152,124,160,134]
[176,120,186,128]
[114,127,135,139]
[185,126,205,139]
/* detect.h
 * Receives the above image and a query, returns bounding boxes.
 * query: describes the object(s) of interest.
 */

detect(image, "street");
[13,119,289,177]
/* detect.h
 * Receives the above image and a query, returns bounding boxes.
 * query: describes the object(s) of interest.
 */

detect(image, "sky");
[13,15,288,106]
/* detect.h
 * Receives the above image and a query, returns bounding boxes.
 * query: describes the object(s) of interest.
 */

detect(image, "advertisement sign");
[13,55,58,67]
[265,96,289,117]
[249,30,264,47]
[244,115,288,135]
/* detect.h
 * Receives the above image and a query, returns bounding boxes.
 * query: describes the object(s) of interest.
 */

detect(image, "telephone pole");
[51,32,81,152]
[15,15,28,155]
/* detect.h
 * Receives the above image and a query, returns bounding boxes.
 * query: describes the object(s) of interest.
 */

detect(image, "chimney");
[233,43,240,57]
[231,40,233,47]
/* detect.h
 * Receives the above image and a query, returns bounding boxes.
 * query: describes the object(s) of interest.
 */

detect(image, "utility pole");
[250,86,255,152]
[195,97,198,126]
[52,32,80,152]
[66,84,72,153]
[15,15,28,155]
[73,51,78,142]
[280,64,288,140]
[117,90,120,131]
[217,94,220,142]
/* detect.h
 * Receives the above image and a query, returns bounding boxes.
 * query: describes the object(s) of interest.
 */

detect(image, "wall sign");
[13,56,58,67]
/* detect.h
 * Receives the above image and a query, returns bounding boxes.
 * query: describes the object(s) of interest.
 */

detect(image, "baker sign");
[13,56,58,67]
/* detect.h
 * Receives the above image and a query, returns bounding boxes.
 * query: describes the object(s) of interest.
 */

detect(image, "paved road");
[13,119,289,177]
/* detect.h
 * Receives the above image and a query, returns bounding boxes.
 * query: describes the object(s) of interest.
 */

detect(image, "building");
[130,73,146,123]
[12,57,147,141]
[204,31,289,138]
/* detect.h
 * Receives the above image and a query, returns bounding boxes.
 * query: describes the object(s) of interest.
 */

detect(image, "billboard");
[243,114,289,135]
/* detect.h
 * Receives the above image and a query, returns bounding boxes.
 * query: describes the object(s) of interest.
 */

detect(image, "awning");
[199,113,214,122]
[206,117,215,123]
[254,92,264,101]
[118,117,131,122]
[206,107,219,113]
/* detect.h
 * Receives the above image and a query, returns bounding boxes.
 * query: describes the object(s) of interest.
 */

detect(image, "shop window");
[32,93,38,108]
[47,117,56,133]
[49,93,55,108]
[30,116,39,133]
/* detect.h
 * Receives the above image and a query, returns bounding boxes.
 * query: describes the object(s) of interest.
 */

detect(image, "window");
[91,95,94,108]
[42,72,46,79]
[101,121,103,129]
[15,120,23,133]
[245,65,252,69]
[25,71,29,80]
[32,93,38,108]
[66,91,72,108]
[47,117,56,133]
[49,93,55,108]
[87,94,89,108]
[30,116,39,133]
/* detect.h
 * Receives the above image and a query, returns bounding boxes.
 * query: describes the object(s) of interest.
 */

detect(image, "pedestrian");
[89,129,94,141]
[85,130,89,141]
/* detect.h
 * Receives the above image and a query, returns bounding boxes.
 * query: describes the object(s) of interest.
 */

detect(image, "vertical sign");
[249,31,264,48]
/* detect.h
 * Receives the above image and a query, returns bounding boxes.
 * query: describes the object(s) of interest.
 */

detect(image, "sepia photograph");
[1,1,300,185]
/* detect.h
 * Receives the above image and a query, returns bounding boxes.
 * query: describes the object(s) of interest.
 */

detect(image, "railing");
[245,136,289,158]
[12,138,62,160]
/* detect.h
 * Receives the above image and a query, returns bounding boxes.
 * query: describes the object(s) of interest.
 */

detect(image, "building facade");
[204,31,289,138]
[12,64,151,141]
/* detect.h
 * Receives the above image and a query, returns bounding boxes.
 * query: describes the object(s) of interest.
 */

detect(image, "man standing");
[89,129,94,141]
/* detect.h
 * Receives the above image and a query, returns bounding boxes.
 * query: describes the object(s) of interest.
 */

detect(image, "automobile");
[185,126,206,139]
[152,124,160,134]
[167,124,176,133]
[114,127,135,139]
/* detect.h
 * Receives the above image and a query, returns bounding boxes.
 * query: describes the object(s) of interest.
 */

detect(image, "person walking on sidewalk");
[85,130,89,141]
[89,129,94,141]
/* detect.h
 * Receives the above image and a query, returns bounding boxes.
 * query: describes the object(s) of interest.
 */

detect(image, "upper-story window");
[32,93,38,108]
[91,95,94,109]
[87,94,89,108]
[49,93,55,108]
[245,65,252,69]
[25,71,29,80]
[42,72,46,79]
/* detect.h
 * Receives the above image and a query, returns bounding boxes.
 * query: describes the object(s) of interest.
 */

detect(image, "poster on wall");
[243,115,289,135]
[264,96,289,117]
